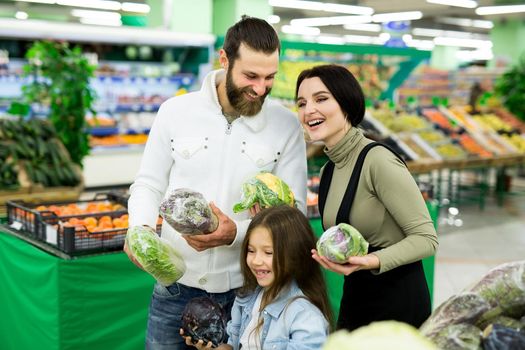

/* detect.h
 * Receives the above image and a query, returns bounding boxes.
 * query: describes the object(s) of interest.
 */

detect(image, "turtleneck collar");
[324,127,363,168]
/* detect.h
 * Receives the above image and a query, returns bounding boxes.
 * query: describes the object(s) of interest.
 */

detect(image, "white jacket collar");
[201,69,267,132]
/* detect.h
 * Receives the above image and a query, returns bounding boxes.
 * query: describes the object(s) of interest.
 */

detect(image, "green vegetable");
[125,226,186,286]
[322,321,438,350]
[233,172,295,213]
[429,323,482,350]
[316,223,368,264]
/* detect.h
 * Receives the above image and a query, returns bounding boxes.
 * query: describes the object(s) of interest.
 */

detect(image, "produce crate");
[6,193,160,256]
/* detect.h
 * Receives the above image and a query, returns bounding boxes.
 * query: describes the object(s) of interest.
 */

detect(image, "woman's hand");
[311,249,380,276]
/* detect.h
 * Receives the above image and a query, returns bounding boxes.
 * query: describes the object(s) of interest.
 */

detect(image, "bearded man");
[125,15,307,350]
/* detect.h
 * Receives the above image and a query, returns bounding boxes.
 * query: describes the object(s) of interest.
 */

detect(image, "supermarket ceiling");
[0,0,524,49]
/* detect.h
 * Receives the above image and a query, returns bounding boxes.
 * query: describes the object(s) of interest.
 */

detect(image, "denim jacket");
[226,281,329,350]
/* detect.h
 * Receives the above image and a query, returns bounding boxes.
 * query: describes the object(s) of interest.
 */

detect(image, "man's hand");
[182,202,237,252]
[123,239,144,270]
[311,249,380,276]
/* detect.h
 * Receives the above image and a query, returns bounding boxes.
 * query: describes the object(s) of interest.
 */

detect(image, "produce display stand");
[309,201,439,321]
[0,223,155,350]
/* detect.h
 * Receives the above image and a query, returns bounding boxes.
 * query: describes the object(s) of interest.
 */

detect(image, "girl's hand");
[248,202,261,217]
[180,329,214,349]
[311,249,380,276]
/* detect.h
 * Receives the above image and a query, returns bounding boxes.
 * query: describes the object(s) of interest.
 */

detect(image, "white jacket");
[128,69,307,292]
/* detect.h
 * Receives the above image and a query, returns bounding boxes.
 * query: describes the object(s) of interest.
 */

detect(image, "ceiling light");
[372,11,423,23]
[316,35,346,45]
[267,15,280,24]
[121,2,150,13]
[426,0,478,9]
[268,0,373,15]
[344,34,389,45]
[476,5,525,15]
[456,49,493,61]
[79,17,122,27]
[413,27,477,39]
[15,11,29,20]
[291,15,371,27]
[436,17,493,29]
[434,36,492,49]
[71,9,121,21]
[57,0,121,11]
[343,23,381,32]
[15,0,55,4]
[281,25,320,35]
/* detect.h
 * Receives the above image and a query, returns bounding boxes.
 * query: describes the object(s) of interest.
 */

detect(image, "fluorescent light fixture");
[412,27,477,39]
[316,35,345,45]
[71,9,121,21]
[121,2,150,13]
[343,23,381,32]
[476,5,525,15]
[291,15,371,27]
[434,36,492,49]
[267,15,281,24]
[0,18,216,46]
[344,33,389,45]
[426,0,477,9]
[456,49,493,61]
[436,17,493,29]
[15,0,54,4]
[15,11,29,20]
[402,35,435,50]
[372,11,423,23]
[79,17,122,27]
[57,0,121,11]
[281,25,320,35]
[268,0,373,15]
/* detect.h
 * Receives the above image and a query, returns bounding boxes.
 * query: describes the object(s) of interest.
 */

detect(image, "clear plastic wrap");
[125,226,186,286]
[316,223,368,264]
[233,172,295,213]
[420,260,525,348]
[160,188,218,235]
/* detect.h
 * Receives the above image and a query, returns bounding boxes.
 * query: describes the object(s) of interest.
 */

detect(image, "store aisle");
[433,190,525,309]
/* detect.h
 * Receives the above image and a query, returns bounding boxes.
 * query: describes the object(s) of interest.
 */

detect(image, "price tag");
[46,224,57,245]
[9,221,23,231]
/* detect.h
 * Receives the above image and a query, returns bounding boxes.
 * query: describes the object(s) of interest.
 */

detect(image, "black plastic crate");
[6,193,160,256]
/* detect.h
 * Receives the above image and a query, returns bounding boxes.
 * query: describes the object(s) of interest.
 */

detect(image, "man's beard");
[226,69,271,117]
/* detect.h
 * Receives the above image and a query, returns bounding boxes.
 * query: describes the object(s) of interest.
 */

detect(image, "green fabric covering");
[0,231,155,350]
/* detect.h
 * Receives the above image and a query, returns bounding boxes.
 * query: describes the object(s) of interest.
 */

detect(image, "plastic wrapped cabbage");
[160,188,218,235]
[316,223,369,264]
[233,172,295,213]
[322,321,438,350]
[181,296,228,348]
[125,226,186,286]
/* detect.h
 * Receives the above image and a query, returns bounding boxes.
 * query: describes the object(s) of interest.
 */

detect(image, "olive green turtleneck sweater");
[322,127,438,274]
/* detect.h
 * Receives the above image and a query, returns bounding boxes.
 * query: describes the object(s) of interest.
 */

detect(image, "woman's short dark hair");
[223,15,280,64]
[295,64,365,126]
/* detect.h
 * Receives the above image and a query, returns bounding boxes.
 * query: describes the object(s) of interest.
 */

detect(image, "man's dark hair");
[223,15,280,64]
[295,64,365,126]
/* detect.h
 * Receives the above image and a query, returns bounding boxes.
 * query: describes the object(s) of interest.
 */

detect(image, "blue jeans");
[146,282,236,350]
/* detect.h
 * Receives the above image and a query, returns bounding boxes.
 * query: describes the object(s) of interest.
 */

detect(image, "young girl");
[184,205,331,349]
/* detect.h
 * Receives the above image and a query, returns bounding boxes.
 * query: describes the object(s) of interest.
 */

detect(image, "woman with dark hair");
[296,64,438,331]
[184,205,331,349]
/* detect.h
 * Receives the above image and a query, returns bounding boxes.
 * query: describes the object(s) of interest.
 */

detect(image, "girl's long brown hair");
[239,205,333,327]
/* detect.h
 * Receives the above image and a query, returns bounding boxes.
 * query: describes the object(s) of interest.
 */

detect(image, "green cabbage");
[316,223,368,264]
[125,226,186,286]
[233,172,295,213]
[322,321,438,350]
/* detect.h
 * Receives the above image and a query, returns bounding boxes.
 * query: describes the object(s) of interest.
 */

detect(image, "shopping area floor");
[433,187,525,309]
